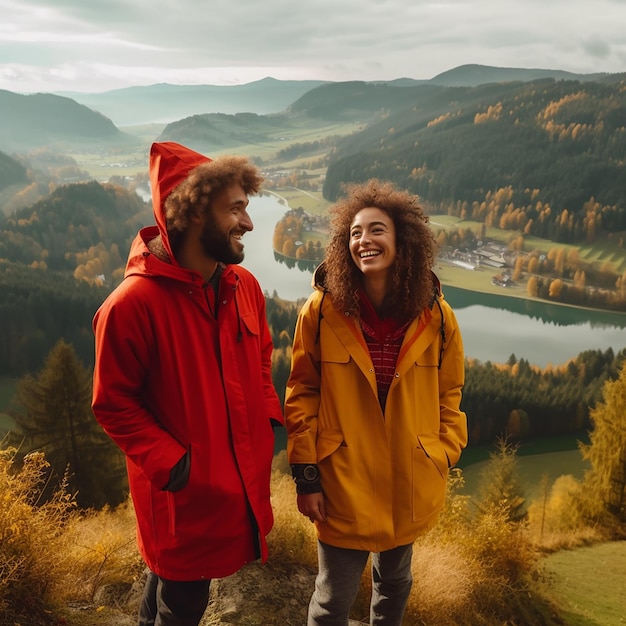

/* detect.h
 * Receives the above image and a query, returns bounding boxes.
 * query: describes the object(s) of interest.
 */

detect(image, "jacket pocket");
[240,312,260,337]
[319,324,350,364]
[318,440,357,522]
[414,340,442,368]
[412,434,448,523]
[317,429,344,462]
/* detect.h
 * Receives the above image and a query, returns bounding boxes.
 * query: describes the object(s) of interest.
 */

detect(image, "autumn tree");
[505,409,531,440]
[549,278,564,298]
[526,275,539,297]
[527,255,539,275]
[578,361,626,525]
[9,339,127,509]
[282,239,296,258]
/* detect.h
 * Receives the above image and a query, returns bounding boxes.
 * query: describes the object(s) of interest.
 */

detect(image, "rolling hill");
[0,90,138,152]
[428,63,614,86]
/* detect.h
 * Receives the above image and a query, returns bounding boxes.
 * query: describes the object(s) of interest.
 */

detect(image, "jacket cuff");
[291,463,322,495]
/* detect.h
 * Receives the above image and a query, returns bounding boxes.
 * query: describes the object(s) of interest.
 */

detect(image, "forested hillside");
[322,78,626,245]
[0,261,109,375]
[0,180,151,271]
[0,182,151,375]
[287,81,448,121]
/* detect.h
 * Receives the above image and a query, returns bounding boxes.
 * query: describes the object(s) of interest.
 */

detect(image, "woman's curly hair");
[164,155,263,252]
[323,178,437,322]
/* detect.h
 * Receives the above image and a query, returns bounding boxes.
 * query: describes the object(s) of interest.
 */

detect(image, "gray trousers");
[137,570,211,626]
[308,540,413,626]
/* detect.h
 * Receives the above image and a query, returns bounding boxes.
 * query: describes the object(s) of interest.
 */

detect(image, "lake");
[242,193,626,368]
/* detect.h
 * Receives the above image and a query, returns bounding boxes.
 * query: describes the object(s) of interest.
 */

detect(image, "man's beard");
[199,217,244,265]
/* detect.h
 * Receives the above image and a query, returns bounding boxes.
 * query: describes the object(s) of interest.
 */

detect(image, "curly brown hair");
[164,155,263,244]
[323,179,437,322]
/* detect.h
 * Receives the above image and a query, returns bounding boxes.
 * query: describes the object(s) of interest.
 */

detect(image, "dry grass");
[267,467,318,567]
[52,499,143,604]
[409,542,485,625]
[0,448,77,624]
[398,470,542,625]
[0,448,621,626]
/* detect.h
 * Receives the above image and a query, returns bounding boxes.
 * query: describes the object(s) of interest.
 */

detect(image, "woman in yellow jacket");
[285,179,468,625]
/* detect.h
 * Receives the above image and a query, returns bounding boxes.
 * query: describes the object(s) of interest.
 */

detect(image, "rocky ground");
[64,561,367,626]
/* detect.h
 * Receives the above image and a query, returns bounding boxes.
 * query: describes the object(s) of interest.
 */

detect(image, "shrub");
[0,447,76,624]
[527,474,604,550]
[404,468,541,625]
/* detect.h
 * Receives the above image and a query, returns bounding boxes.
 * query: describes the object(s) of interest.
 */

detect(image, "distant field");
[268,187,329,215]
[67,144,149,180]
[432,214,626,275]
[458,431,591,502]
[68,118,362,181]
[436,262,528,297]
[461,449,589,501]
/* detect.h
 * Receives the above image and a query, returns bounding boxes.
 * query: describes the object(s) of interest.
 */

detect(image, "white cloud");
[0,0,625,93]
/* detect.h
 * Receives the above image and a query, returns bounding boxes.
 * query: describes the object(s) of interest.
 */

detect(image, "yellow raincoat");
[285,274,467,552]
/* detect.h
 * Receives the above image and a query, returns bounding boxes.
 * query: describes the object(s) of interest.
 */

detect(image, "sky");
[2,0,626,94]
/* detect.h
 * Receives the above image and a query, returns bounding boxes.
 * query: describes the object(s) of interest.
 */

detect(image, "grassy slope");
[541,541,626,626]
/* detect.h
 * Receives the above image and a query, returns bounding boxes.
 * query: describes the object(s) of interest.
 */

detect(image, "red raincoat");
[92,142,283,581]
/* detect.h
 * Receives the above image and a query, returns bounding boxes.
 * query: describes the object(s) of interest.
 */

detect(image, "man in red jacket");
[92,142,283,626]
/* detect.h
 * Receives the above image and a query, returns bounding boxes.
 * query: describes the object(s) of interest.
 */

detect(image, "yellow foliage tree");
[549,279,563,298]
[579,363,626,523]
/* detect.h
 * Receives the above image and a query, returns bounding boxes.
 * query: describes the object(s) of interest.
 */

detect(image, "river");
[242,193,626,368]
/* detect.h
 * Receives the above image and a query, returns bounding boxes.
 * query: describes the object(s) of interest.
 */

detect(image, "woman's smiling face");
[349,206,397,279]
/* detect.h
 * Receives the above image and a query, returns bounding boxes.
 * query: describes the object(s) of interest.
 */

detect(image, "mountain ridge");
[44,64,620,127]
[428,63,614,86]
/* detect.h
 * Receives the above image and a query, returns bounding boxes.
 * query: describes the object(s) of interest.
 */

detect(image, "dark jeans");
[138,570,211,626]
[308,541,413,626]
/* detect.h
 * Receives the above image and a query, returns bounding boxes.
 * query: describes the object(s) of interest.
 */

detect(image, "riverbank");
[436,261,626,316]
[268,187,626,316]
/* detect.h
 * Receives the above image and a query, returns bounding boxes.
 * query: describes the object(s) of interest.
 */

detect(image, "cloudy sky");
[2,0,626,94]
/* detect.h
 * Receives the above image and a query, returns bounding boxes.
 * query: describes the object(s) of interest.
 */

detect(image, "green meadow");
[542,541,626,626]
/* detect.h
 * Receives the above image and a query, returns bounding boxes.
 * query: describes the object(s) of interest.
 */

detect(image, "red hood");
[149,142,212,262]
